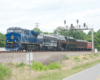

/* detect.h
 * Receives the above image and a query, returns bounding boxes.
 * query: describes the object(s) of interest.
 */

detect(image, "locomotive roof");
[8,27,30,31]
[52,34,74,39]
[75,39,87,42]
[40,33,57,38]
[31,31,40,35]
[52,34,66,41]
[7,27,40,35]
[65,36,74,39]
[8,27,22,30]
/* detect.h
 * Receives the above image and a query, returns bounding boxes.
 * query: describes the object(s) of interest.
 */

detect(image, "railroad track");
[0,51,92,53]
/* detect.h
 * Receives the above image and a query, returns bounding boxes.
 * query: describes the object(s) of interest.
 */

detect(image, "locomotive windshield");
[7,29,22,33]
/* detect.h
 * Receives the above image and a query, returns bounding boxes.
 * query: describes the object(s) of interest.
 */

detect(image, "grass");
[35,59,100,80]
[63,54,69,60]
[17,62,26,68]
[74,56,80,62]
[5,53,100,80]
[0,63,11,80]
[83,56,88,60]
[8,62,13,66]
[94,53,100,56]
[89,55,94,58]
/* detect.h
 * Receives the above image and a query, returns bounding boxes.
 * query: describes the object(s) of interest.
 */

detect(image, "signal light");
[83,23,86,27]
[71,24,73,27]
[66,25,68,29]
[64,20,66,24]
[79,25,81,28]
[76,19,79,24]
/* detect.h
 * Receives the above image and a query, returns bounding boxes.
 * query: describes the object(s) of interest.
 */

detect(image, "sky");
[0,0,100,34]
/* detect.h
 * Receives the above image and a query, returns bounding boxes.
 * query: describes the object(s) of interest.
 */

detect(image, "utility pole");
[57,30,59,35]
[91,29,94,51]
[35,23,39,31]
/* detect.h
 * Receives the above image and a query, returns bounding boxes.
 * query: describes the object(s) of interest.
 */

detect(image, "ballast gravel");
[0,51,93,65]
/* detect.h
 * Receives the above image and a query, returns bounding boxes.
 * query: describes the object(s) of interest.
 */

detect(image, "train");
[5,27,92,51]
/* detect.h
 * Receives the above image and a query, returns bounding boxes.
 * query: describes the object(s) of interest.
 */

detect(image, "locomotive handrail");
[17,37,21,47]
[5,37,8,46]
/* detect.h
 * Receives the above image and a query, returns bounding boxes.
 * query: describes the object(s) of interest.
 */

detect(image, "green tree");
[43,32,49,34]
[33,28,43,33]
[94,32,100,49]
[0,33,5,47]
[53,26,65,34]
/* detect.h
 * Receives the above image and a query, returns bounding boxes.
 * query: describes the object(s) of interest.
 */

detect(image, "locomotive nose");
[5,32,21,51]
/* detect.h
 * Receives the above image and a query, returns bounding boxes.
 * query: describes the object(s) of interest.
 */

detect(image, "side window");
[23,30,30,35]
[23,30,25,34]
[27,31,29,35]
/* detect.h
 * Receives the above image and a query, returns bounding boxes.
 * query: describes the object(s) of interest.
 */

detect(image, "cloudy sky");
[0,0,100,34]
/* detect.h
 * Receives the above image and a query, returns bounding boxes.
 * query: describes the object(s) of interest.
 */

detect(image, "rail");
[0,51,92,53]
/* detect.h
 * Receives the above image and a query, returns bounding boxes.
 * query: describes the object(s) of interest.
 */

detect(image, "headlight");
[15,40,16,42]
[7,40,8,42]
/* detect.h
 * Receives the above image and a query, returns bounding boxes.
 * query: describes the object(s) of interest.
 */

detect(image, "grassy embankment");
[2,53,100,80]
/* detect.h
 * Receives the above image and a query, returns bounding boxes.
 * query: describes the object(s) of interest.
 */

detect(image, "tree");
[94,32,100,49]
[33,28,43,33]
[97,29,100,33]
[0,33,5,47]
[53,26,65,34]
[88,31,91,35]
[43,32,49,34]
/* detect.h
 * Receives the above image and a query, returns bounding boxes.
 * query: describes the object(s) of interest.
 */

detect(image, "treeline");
[0,27,100,50]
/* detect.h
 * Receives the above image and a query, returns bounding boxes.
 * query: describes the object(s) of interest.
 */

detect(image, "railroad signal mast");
[57,20,94,51]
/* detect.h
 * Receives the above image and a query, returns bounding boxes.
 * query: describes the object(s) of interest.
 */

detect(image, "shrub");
[31,61,61,71]
[31,61,43,71]
[0,63,11,80]
[48,62,61,70]
[63,55,69,60]
[43,65,48,71]
[17,62,26,67]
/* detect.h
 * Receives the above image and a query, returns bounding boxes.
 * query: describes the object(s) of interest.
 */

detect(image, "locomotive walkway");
[63,63,100,80]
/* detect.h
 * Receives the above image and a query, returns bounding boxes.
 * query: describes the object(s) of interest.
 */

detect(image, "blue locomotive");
[5,27,40,51]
